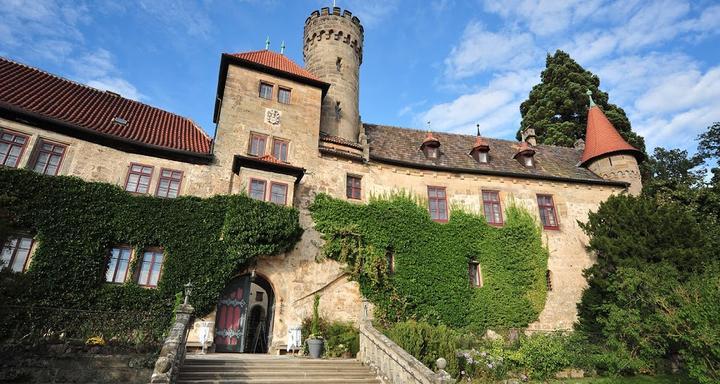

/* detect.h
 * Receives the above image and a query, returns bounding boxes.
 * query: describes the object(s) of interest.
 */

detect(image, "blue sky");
[2,0,719,154]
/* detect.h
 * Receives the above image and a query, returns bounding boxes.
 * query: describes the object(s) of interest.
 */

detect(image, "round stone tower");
[304,7,364,143]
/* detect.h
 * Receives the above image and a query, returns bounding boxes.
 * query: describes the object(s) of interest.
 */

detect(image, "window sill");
[543,226,560,231]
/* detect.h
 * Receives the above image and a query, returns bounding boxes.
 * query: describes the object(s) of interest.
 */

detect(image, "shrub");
[300,318,359,357]
[383,320,461,376]
[514,332,571,380]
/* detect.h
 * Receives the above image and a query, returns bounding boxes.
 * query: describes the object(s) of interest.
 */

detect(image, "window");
[270,182,288,205]
[386,251,395,275]
[256,291,264,302]
[259,82,273,99]
[336,57,342,71]
[248,133,267,156]
[137,249,164,287]
[106,246,131,283]
[537,194,559,229]
[125,163,154,194]
[249,179,267,201]
[469,260,483,287]
[156,169,183,198]
[427,186,448,222]
[482,190,503,226]
[521,155,534,167]
[346,175,362,200]
[1,235,33,272]
[0,129,29,168]
[272,138,289,162]
[278,87,291,104]
[31,139,66,176]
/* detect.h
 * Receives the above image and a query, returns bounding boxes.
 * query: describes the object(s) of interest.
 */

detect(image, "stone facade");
[1,5,642,356]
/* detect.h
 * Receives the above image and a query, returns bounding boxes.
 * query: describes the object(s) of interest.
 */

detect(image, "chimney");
[521,127,537,146]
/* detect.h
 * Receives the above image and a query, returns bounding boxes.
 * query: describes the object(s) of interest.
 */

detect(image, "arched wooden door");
[214,275,250,352]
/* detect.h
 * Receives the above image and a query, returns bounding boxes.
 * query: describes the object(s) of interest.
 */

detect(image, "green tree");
[643,147,706,197]
[697,122,720,184]
[519,50,645,153]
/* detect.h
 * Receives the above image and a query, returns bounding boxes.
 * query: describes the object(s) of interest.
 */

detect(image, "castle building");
[0,7,642,353]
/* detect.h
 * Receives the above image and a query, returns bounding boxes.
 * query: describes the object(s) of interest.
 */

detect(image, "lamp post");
[183,282,193,305]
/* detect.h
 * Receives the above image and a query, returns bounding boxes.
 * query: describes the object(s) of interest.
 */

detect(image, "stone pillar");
[150,304,194,383]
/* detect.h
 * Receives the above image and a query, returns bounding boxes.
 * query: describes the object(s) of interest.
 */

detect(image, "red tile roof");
[421,132,440,147]
[513,141,536,158]
[0,57,212,156]
[472,135,490,151]
[228,50,321,82]
[581,105,641,165]
[257,154,285,165]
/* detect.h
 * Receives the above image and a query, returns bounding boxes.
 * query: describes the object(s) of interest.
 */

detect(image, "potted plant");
[306,294,324,358]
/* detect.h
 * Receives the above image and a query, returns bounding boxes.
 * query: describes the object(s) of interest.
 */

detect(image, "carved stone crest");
[265,108,281,125]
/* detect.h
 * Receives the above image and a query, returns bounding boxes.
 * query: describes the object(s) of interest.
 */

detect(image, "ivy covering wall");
[309,193,548,330]
[0,169,302,343]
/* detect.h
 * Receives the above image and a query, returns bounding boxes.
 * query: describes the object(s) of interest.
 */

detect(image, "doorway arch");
[214,273,275,353]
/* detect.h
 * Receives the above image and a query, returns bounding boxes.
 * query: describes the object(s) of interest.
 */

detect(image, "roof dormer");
[420,132,441,159]
[470,135,490,163]
[514,141,536,167]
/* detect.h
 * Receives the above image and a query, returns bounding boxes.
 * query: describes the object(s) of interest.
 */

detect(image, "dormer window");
[470,136,490,163]
[513,142,536,167]
[420,132,441,159]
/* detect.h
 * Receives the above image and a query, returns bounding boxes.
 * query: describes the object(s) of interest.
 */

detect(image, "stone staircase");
[176,354,382,384]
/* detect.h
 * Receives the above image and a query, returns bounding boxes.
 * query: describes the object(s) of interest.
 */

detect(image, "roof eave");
[369,154,629,188]
[214,53,330,123]
[0,103,214,163]
[579,148,645,167]
[232,154,306,182]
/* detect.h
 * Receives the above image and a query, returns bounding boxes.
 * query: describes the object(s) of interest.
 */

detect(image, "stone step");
[181,365,372,373]
[179,371,376,378]
[176,379,381,384]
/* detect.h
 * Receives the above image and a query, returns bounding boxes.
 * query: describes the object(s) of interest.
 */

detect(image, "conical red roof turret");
[580,91,642,166]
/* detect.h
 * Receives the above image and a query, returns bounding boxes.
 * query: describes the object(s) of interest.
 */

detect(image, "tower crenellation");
[303,7,364,143]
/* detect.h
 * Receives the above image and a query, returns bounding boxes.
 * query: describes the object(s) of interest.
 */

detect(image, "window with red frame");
[278,87,291,104]
[346,175,361,200]
[125,163,154,194]
[482,190,503,226]
[156,169,183,198]
[137,249,163,287]
[427,186,448,222]
[1,235,33,272]
[105,246,131,283]
[270,182,288,205]
[31,139,66,175]
[468,260,483,287]
[537,194,559,229]
[0,129,29,168]
[259,82,273,99]
[272,138,289,162]
[249,179,267,201]
[248,133,267,156]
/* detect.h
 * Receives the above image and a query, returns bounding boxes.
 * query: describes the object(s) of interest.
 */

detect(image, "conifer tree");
[519,50,646,153]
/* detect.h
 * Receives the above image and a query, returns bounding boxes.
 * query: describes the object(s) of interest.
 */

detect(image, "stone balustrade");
[357,319,454,384]
[149,303,194,384]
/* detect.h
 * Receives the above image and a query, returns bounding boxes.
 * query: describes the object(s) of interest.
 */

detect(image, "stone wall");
[587,153,642,195]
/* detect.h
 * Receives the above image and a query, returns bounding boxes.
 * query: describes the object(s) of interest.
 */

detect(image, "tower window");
[546,270,553,291]
[537,194,559,230]
[259,82,273,99]
[427,186,448,222]
[278,87,291,104]
[469,260,483,287]
[386,250,395,275]
[336,57,342,71]
[248,133,267,156]
[335,101,342,120]
[272,138,289,162]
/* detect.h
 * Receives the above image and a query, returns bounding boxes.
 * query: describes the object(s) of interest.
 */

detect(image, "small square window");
[272,139,289,162]
[346,175,362,200]
[125,163,154,194]
[537,194,559,229]
[31,139,66,176]
[248,133,267,156]
[156,169,183,198]
[106,246,131,283]
[249,179,267,201]
[1,235,33,272]
[270,182,288,205]
[0,129,29,168]
[256,291,264,302]
[278,88,291,104]
[259,82,273,99]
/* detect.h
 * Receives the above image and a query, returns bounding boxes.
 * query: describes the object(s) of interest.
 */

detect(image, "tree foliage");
[519,50,646,153]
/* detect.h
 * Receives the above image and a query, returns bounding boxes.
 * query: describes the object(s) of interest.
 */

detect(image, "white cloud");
[482,0,602,36]
[69,49,146,100]
[338,0,400,27]
[417,70,538,137]
[444,21,538,79]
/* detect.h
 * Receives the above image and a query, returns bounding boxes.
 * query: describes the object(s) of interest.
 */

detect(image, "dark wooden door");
[214,276,250,352]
